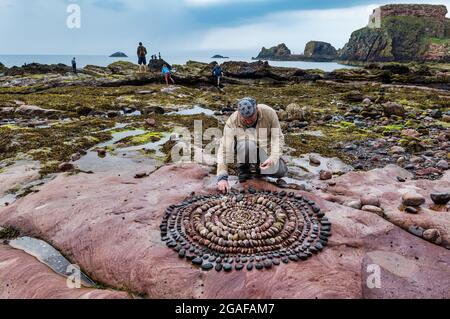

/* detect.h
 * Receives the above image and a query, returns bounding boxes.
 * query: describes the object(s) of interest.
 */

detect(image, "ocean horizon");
[0,54,356,72]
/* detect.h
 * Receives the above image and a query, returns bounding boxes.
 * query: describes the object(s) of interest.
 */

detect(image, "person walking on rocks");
[71,57,77,75]
[137,42,148,72]
[162,64,175,86]
[212,62,223,88]
[217,97,288,193]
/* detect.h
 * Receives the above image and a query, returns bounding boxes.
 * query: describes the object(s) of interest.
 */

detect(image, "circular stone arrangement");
[160,188,331,272]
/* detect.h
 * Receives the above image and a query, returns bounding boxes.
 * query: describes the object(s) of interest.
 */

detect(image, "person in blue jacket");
[162,64,175,86]
[212,62,223,87]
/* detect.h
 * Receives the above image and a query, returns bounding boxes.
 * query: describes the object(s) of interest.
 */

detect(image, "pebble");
[264,260,273,269]
[255,263,264,270]
[223,263,233,272]
[405,207,418,214]
[192,257,203,266]
[202,263,214,271]
[430,192,450,205]
[246,263,254,271]
[362,205,384,217]
[408,226,424,237]
[319,170,332,180]
[361,195,381,207]
[423,229,442,245]
[402,193,426,207]
[235,264,244,271]
[215,264,223,272]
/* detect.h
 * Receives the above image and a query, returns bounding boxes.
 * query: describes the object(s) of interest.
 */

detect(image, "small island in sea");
[211,54,229,59]
[110,52,128,58]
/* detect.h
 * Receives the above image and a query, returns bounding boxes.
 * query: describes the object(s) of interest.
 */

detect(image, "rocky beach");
[1,1,450,301]
[0,56,449,299]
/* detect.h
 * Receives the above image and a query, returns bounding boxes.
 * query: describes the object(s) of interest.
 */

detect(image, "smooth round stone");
[289,255,299,262]
[235,264,244,271]
[215,263,223,272]
[255,263,264,270]
[272,259,280,266]
[431,192,450,205]
[246,263,254,271]
[297,253,308,260]
[241,257,248,263]
[192,257,203,266]
[223,263,233,272]
[178,249,186,258]
[264,260,273,269]
[281,257,289,264]
[405,206,418,214]
[202,263,214,271]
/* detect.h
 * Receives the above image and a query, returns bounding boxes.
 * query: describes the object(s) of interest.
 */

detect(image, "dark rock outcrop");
[255,43,292,60]
[211,55,229,59]
[148,59,171,72]
[340,5,450,62]
[0,62,7,75]
[5,63,73,76]
[109,52,128,58]
[304,41,338,61]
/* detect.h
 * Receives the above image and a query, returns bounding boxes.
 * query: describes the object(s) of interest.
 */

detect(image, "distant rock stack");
[303,41,338,62]
[0,62,7,74]
[340,4,450,62]
[255,43,292,60]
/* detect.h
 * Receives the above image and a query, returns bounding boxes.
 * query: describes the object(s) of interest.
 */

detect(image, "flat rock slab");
[0,245,129,299]
[1,164,450,299]
[319,164,450,246]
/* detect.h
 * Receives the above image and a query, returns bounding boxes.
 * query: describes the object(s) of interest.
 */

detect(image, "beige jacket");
[217,104,284,178]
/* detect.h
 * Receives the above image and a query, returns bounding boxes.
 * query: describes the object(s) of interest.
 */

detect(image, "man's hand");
[260,159,274,170]
[218,180,230,194]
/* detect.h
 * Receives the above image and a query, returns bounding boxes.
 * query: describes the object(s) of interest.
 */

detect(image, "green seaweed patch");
[0,118,115,175]
[115,131,164,148]
[286,125,377,163]
[0,225,21,240]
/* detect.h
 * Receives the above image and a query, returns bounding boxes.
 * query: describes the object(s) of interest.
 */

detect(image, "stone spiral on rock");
[160,188,331,272]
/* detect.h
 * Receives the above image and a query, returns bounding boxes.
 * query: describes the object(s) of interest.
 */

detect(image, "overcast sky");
[0,0,449,56]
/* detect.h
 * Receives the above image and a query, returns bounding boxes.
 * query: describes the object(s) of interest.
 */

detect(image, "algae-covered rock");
[5,63,73,76]
[255,43,292,60]
[0,62,7,75]
[304,41,338,61]
[340,14,450,62]
[107,61,139,75]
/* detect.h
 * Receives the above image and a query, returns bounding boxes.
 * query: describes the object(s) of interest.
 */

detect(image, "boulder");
[303,41,338,61]
[255,43,292,60]
[402,192,426,207]
[109,52,128,58]
[5,63,73,76]
[382,102,406,117]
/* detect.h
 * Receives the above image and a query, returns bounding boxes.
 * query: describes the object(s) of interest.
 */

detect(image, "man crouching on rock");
[217,97,288,193]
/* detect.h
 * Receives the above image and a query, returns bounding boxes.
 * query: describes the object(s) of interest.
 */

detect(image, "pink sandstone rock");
[0,245,129,299]
[0,164,449,299]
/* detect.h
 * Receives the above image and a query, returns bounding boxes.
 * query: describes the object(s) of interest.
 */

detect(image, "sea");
[0,55,356,72]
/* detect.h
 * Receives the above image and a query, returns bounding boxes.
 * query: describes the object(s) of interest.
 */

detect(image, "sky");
[0,0,449,56]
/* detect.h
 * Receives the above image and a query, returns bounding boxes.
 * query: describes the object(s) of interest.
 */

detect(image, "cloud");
[194,0,450,53]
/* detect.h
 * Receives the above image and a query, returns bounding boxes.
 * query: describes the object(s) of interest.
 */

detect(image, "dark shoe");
[238,165,251,183]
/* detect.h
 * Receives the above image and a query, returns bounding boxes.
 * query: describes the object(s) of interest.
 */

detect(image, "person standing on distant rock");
[217,97,287,193]
[137,42,148,72]
[162,64,175,86]
[71,57,77,75]
[212,62,223,88]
